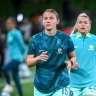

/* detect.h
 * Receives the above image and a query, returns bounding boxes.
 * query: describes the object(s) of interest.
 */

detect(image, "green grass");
[10,81,34,96]
[0,66,35,96]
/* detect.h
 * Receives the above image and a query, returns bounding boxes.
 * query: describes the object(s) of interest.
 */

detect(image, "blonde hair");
[71,13,91,35]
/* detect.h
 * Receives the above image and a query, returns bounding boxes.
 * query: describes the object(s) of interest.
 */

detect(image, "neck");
[78,31,88,35]
[44,28,57,36]
[8,27,15,31]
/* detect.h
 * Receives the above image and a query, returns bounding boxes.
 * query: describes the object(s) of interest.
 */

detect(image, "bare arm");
[26,51,48,67]
[68,51,79,68]
[68,51,76,63]
[65,51,77,74]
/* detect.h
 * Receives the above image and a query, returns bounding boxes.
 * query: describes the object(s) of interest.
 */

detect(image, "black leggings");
[2,60,24,96]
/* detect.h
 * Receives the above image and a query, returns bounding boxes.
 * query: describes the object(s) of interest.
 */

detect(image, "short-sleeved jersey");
[27,31,74,93]
[70,32,96,88]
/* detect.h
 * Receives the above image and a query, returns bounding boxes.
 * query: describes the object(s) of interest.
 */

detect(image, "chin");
[80,31,87,34]
[46,28,52,31]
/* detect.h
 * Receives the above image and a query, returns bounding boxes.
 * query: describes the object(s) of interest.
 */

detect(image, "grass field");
[0,66,35,96]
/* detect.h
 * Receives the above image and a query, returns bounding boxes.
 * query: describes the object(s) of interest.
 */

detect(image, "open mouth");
[81,28,85,30]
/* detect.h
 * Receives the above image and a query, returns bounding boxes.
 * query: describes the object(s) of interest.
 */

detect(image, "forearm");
[26,51,48,67]
[68,51,76,63]
[70,56,76,63]
[26,56,39,67]
[66,52,78,71]
[70,56,79,68]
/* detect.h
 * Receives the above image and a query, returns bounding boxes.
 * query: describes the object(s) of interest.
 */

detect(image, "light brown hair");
[42,9,59,20]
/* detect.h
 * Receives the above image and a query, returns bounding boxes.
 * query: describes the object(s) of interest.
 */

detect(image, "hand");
[37,51,48,61]
[72,62,79,69]
[65,60,72,74]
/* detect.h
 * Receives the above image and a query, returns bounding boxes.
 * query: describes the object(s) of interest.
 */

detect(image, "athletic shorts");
[62,85,71,96]
[70,86,96,96]
[34,85,70,96]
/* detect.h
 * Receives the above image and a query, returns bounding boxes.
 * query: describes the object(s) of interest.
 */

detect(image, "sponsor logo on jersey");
[88,45,94,50]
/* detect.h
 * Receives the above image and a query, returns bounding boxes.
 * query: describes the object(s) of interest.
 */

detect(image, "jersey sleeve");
[67,37,75,53]
[27,37,35,55]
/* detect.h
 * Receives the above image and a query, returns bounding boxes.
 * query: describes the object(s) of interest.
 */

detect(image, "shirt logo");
[39,50,44,52]
[57,48,63,54]
[88,45,94,50]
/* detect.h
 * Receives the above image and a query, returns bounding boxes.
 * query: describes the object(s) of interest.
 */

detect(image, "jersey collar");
[76,32,91,38]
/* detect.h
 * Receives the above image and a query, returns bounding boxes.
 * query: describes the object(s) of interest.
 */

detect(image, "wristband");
[70,60,74,66]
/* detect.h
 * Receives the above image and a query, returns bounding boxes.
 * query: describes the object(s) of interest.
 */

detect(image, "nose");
[81,23,85,27]
[46,19,51,23]
[45,17,51,21]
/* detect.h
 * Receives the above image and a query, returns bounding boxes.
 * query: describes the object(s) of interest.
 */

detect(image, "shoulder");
[70,33,77,41]
[12,29,21,35]
[32,32,42,39]
[90,33,96,40]
[90,33,96,38]
[57,30,70,39]
[70,33,77,38]
[30,32,43,42]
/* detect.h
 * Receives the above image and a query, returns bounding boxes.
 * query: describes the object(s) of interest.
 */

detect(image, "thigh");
[34,87,52,96]
[62,85,70,96]
[2,60,14,71]
[3,60,20,73]
[70,87,83,96]
[11,60,21,76]
[83,86,96,96]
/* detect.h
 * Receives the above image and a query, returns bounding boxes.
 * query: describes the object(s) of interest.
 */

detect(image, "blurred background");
[0,0,96,35]
[0,0,96,96]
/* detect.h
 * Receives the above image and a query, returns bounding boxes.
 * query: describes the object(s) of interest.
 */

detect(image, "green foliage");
[69,0,96,13]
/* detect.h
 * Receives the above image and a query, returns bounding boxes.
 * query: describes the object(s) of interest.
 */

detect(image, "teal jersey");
[70,32,96,88]
[27,31,74,93]
[7,28,26,62]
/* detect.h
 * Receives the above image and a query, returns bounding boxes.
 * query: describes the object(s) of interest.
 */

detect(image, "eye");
[84,21,88,24]
[43,17,48,20]
[50,17,54,19]
[78,21,82,24]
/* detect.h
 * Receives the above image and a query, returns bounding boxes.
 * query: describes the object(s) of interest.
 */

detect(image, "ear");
[57,19,60,25]
[41,20,44,26]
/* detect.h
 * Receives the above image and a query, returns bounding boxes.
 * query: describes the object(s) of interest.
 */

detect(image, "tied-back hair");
[71,12,91,35]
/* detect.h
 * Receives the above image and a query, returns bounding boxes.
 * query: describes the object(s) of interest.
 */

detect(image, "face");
[76,16,91,34]
[42,12,59,31]
[6,19,15,31]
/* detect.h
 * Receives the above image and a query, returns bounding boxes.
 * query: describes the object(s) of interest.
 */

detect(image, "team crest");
[57,48,63,54]
[88,45,94,50]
